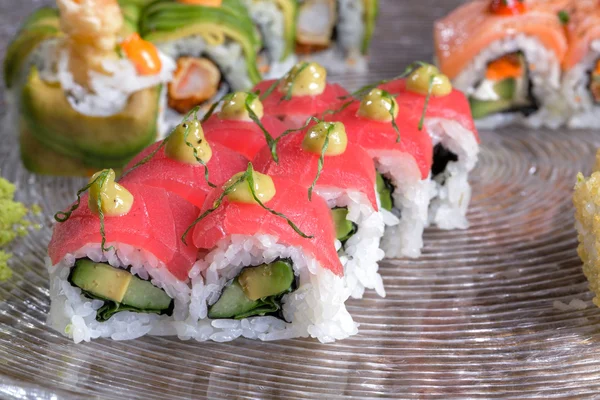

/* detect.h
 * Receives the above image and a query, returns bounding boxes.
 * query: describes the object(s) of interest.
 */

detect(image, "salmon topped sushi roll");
[327,90,433,258]
[202,92,288,160]
[254,121,389,299]
[179,166,356,343]
[253,61,349,129]
[434,0,569,128]
[47,170,199,342]
[561,1,600,128]
[380,64,480,230]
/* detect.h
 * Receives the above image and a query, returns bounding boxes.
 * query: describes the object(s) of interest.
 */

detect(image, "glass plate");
[3,1,600,399]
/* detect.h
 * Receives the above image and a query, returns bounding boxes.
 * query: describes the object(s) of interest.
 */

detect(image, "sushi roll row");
[46,60,480,343]
[4,0,379,177]
[434,0,600,129]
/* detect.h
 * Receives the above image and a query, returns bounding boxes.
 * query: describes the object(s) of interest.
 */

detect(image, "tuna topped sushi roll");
[295,0,379,73]
[5,0,174,176]
[180,165,357,343]
[202,92,288,160]
[254,61,349,129]
[122,115,248,208]
[328,89,433,258]
[380,64,480,230]
[561,1,600,128]
[434,0,569,128]
[140,0,262,126]
[254,121,388,299]
[47,169,199,342]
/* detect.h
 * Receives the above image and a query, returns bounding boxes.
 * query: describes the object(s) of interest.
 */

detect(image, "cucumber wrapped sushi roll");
[202,92,288,159]
[434,0,569,129]
[254,61,349,129]
[140,0,262,126]
[179,167,357,343]
[380,64,480,230]
[327,90,434,258]
[47,170,199,342]
[4,0,175,176]
[240,0,298,77]
[122,116,248,207]
[561,1,600,128]
[295,0,378,73]
[253,121,389,299]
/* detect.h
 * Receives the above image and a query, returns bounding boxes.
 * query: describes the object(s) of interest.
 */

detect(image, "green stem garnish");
[244,92,279,162]
[320,99,354,118]
[418,75,435,131]
[54,170,113,253]
[381,90,401,142]
[307,122,335,201]
[181,163,313,245]
[257,62,310,102]
[282,62,309,101]
[182,113,216,188]
[558,10,569,25]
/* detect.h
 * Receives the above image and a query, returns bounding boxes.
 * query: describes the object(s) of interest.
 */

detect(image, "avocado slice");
[331,207,358,243]
[361,0,379,54]
[70,259,173,321]
[469,97,513,120]
[140,0,262,85]
[238,260,295,300]
[20,68,161,171]
[376,172,394,212]
[208,260,294,319]
[119,2,142,36]
[22,7,60,31]
[493,78,516,101]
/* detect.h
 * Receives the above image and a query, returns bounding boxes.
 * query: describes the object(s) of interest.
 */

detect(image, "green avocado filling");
[208,259,295,320]
[376,172,394,212]
[468,52,538,120]
[69,258,174,322]
[331,207,358,244]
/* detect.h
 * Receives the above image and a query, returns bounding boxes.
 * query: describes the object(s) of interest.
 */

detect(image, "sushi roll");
[47,169,199,342]
[179,166,357,343]
[254,61,349,129]
[380,64,480,230]
[253,120,388,299]
[434,0,569,129]
[327,89,433,258]
[240,0,298,77]
[140,0,263,126]
[4,0,174,176]
[561,1,600,128]
[295,0,379,73]
[122,115,248,207]
[202,92,288,159]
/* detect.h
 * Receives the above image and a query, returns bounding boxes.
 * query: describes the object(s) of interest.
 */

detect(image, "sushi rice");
[562,39,600,128]
[47,243,190,343]
[426,118,479,230]
[452,34,566,130]
[177,234,358,343]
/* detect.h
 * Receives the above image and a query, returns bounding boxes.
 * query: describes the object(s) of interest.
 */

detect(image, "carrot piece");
[121,33,162,76]
[485,54,523,81]
[177,0,222,5]
[489,0,526,16]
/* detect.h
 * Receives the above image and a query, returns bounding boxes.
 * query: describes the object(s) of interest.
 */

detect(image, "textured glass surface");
[2,1,600,398]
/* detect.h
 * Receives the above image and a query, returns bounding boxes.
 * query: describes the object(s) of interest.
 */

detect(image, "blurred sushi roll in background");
[4,0,174,176]
[139,0,263,127]
[294,0,378,73]
[434,0,569,129]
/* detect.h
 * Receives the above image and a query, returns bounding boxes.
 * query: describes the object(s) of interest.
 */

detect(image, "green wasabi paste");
[0,176,40,281]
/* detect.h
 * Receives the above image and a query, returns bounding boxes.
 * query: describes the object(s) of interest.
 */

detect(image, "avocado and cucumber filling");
[331,207,358,244]
[69,258,173,322]
[208,260,295,320]
[469,52,538,119]
[376,172,394,212]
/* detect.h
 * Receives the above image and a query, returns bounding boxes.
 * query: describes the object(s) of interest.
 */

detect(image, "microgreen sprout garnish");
[418,75,435,131]
[307,122,336,201]
[259,62,311,102]
[181,163,313,244]
[558,10,570,25]
[54,170,113,253]
[381,90,401,142]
